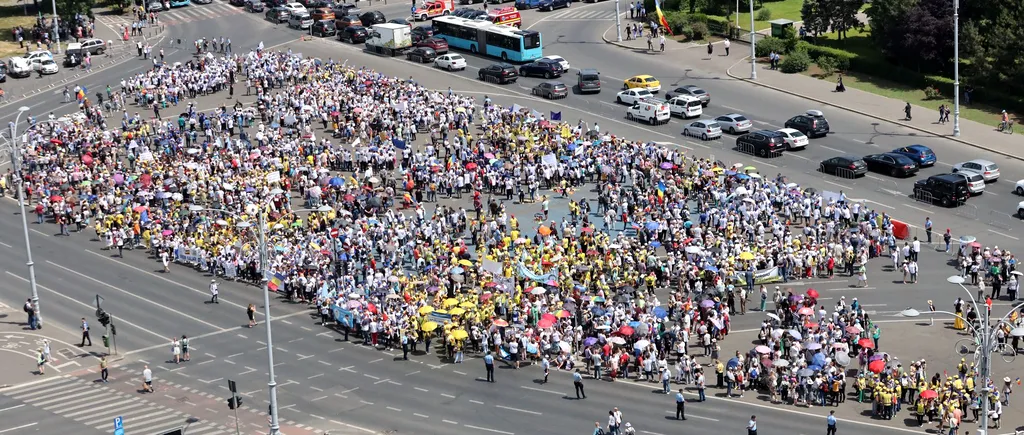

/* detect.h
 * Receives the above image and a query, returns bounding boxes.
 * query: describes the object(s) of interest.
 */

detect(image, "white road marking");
[520,385,562,395]
[987,229,1020,240]
[495,405,541,415]
[0,423,38,433]
[463,424,514,434]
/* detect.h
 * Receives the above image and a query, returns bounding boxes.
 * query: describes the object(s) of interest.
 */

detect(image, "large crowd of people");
[9,48,1023,432]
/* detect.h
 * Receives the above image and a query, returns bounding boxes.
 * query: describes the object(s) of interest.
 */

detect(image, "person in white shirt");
[142,365,154,392]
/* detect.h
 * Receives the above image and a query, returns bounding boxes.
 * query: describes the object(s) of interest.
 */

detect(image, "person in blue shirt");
[826,410,837,435]
[675,389,686,420]
[573,369,586,399]
[484,352,494,382]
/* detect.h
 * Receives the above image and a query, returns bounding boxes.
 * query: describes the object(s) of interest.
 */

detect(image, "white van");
[666,95,703,118]
[626,99,671,125]
[7,57,32,77]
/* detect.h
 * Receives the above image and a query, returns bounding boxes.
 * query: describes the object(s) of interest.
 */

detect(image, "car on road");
[335,14,361,28]
[414,37,448,54]
[80,38,106,55]
[245,0,265,12]
[1018,202,1024,218]
[267,7,291,23]
[518,58,563,78]
[389,17,412,27]
[147,0,164,11]
[736,130,786,158]
[537,0,570,11]
[310,20,337,36]
[915,174,971,207]
[434,53,467,71]
[953,159,1000,182]
[194,0,212,5]
[576,68,601,93]
[35,58,58,74]
[665,84,710,106]
[332,3,360,17]
[862,153,919,177]
[714,113,752,134]
[682,119,722,140]
[820,155,868,177]
[310,7,335,20]
[229,0,245,6]
[359,10,386,25]
[288,11,314,29]
[0,62,8,82]
[623,74,660,92]
[406,46,437,63]
[532,81,568,99]
[665,95,702,118]
[478,63,518,84]
[411,25,434,41]
[26,50,52,63]
[337,25,368,43]
[1014,179,1024,195]
[282,2,307,14]
[775,128,808,150]
[953,172,986,195]
[891,145,937,167]
[784,109,830,138]
[514,0,542,9]
[615,88,653,105]
[542,55,570,71]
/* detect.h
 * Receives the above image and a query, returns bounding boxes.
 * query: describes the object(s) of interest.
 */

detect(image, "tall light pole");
[749,0,756,79]
[189,199,332,435]
[51,0,60,54]
[7,106,42,329]
[614,0,622,42]
[952,0,960,136]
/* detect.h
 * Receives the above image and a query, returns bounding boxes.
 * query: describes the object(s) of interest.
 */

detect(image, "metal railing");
[873,179,901,197]
[735,142,783,159]
[987,209,1015,231]
[955,203,979,220]
[912,189,935,205]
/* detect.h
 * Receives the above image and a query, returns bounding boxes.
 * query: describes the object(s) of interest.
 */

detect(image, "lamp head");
[17,106,29,113]
[236,221,253,229]
[899,308,921,318]
[188,205,204,212]
[947,276,966,284]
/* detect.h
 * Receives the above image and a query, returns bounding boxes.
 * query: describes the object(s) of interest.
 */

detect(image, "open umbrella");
[451,330,469,340]
[797,368,815,377]
[537,318,555,329]
[727,357,740,369]
[448,307,466,317]
[617,325,635,336]
[492,319,509,327]
[834,353,852,367]
[845,325,863,334]
[755,345,771,354]
[807,342,822,350]
[806,288,820,299]
[583,337,598,346]
[421,321,439,332]
[634,339,651,349]
[919,389,939,400]
[858,337,875,349]
[798,307,814,316]
[418,306,434,315]
[608,337,626,345]
[557,341,571,353]
[700,299,716,308]
[788,330,803,340]
[738,251,755,261]
[530,287,547,295]
[652,307,668,319]
[774,359,790,368]
[766,313,780,322]
[867,359,886,374]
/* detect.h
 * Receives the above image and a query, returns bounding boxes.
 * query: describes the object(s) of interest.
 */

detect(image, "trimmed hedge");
[755,37,788,57]
[781,50,811,73]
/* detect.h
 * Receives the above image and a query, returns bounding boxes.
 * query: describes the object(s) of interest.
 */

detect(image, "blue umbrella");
[583,337,598,346]
[628,321,641,328]
[423,265,437,271]
[591,307,606,316]
[393,138,407,150]
[736,173,750,180]
[329,177,344,187]
[450,266,465,274]
[650,241,662,248]
[812,352,827,367]
[645,222,659,231]
[653,307,668,319]
[593,296,606,303]
[727,357,740,369]
[704,265,719,273]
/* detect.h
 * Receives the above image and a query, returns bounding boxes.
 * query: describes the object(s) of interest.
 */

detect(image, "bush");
[755,7,772,21]
[780,50,812,73]
[923,86,943,100]
[663,10,689,36]
[816,56,838,77]
[690,21,709,40]
[755,36,788,57]
[797,41,853,71]
[706,15,733,37]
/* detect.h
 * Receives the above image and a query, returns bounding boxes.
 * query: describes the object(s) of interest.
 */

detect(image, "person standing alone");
[484,351,495,382]
[209,279,219,304]
[574,369,586,399]
[80,317,92,346]
[826,410,837,435]
[675,388,687,420]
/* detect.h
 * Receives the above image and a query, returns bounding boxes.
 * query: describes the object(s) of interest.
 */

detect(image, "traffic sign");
[330,228,340,238]
[114,416,124,435]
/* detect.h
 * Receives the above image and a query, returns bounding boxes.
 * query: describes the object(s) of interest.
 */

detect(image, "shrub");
[923,86,943,100]
[755,7,772,21]
[664,10,689,35]
[690,22,709,40]
[706,15,733,37]
[816,56,838,77]
[780,50,812,73]
[754,36,788,57]
[797,42,853,71]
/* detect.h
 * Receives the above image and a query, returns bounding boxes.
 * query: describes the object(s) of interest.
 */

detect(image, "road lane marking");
[440,393,456,398]
[469,400,484,404]
[329,419,374,434]
[414,413,429,418]
[386,406,402,412]
[0,405,24,413]
[0,423,38,433]
[463,424,513,434]
[442,420,458,425]
[495,405,541,415]
[520,385,562,395]
[987,228,1020,240]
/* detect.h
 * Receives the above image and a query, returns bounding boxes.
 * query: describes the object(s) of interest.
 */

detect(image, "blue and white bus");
[432,16,542,62]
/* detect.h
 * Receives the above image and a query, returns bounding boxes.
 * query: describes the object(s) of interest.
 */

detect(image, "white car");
[952,172,985,195]
[615,88,652,105]
[1015,179,1024,195]
[953,159,1000,182]
[26,50,53,63]
[715,113,752,134]
[36,58,58,74]
[282,2,306,14]
[433,54,466,71]
[682,119,722,140]
[542,55,570,71]
[1018,201,1024,218]
[776,128,809,149]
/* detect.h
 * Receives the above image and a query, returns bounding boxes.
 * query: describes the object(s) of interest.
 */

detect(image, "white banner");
[731,267,783,286]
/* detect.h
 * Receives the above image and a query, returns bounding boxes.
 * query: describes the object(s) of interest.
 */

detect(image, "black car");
[665,84,710,106]
[784,110,830,138]
[266,7,290,23]
[338,25,368,43]
[863,153,919,177]
[388,17,411,27]
[478,63,518,84]
[518,59,562,78]
[359,10,385,25]
[452,7,475,16]
[411,25,433,41]
[406,46,437,63]
[332,3,360,16]
[735,130,786,158]
[537,0,569,10]
[311,20,337,36]
[914,174,970,207]
[245,0,265,11]
[229,0,245,6]
[819,156,868,177]
[577,68,600,93]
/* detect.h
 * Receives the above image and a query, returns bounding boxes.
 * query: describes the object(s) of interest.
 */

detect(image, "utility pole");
[50,0,60,54]
[978,304,990,435]
[749,0,756,79]
[614,0,622,42]
[952,0,961,136]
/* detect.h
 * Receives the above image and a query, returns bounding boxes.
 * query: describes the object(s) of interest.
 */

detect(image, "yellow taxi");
[623,75,661,92]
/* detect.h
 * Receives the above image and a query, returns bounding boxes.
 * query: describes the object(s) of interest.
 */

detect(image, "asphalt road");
[0,5,1021,435]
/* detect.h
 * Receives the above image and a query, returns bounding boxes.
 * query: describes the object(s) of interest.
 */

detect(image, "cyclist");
[1000,110,1010,131]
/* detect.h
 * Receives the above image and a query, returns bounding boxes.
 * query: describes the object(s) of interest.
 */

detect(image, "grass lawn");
[803,27,1017,128]
[709,0,803,32]
[0,1,39,59]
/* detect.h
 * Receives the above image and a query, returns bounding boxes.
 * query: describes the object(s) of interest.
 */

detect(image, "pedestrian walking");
[826,410,837,435]
[706,41,713,58]
[484,351,495,382]
[80,317,92,346]
[181,335,190,361]
[142,365,154,392]
[541,356,550,383]
[925,217,933,243]
[574,368,586,399]
[748,415,758,435]
[724,38,730,55]
[161,249,170,272]
[41,339,51,364]
[209,279,219,303]
[675,388,687,420]
[247,303,257,327]
[100,356,109,382]
[36,348,46,375]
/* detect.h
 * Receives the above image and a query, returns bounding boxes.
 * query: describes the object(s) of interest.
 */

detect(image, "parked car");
[518,58,563,78]
[310,7,335,20]
[952,171,986,195]
[310,20,337,36]
[862,153,919,177]
[281,2,307,14]
[915,174,970,207]
[953,159,1000,182]
[820,156,868,177]
[736,130,786,157]
[80,38,106,55]
[434,53,467,71]
[36,58,59,74]
[775,128,808,150]
[891,145,937,167]
[337,25,368,42]
[682,119,722,140]
[388,17,411,27]
[665,84,709,106]
[414,37,448,54]
[532,81,568,99]
[332,3,360,16]
[359,10,386,25]
[615,88,652,105]
[266,7,291,23]
[288,11,314,29]
[715,113,752,134]
[478,63,518,84]
[411,25,434,41]
[537,0,569,11]
[245,0,264,11]
[784,109,830,138]
[541,55,569,71]
[406,46,437,63]
[334,14,361,28]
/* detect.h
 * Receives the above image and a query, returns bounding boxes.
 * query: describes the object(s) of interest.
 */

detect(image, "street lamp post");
[952,0,960,137]
[901,275,1024,435]
[189,199,332,435]
[614,0,622,42]
[6,106,43,329]
[749,0,756,79]
[51,0,61,54]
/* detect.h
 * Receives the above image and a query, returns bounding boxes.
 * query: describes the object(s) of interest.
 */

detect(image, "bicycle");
[998,120,1014,134]
[954,336,1017,363]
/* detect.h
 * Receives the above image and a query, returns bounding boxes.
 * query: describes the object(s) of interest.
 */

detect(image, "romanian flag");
[654,0,673,36]
[268,272,286,291]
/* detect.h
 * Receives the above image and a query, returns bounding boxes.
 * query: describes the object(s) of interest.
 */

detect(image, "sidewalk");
[601,31,1024,161]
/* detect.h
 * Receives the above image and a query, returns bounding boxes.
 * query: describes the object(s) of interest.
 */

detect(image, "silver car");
[682,119,722,140]
[952,172,986,194]
[953,159,1000,182]
[715,113,752,134]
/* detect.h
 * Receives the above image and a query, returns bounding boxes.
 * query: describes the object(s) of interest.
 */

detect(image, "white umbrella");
[608,337,626,345]
[766,313,780,322]
[347,293,360,299]
[774,359,790,368]
[1012,271,1023,276]
[634,339,650,349]
[557,341,571,353]
[771,329,784,339]
[594,325,611,331]
[530,287,546,295]
[684,246,703,254]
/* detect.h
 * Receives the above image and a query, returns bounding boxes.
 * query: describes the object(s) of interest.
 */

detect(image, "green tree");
[55,0,96,20]
[827,0,864,40]
[800,0,830,41]
[865,0,918,55]
[962,0,1024,96]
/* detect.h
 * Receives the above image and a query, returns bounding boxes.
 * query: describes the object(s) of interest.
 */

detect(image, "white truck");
[364,23,413,57]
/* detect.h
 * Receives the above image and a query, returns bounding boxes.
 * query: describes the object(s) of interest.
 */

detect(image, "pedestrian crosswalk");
[542,8,622,21]
[157,3,247,26]
[2,375,227,435]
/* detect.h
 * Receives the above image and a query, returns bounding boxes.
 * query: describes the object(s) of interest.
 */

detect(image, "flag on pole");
[550,111,562,121]
[654,0,673,36]
[268,272,285,291]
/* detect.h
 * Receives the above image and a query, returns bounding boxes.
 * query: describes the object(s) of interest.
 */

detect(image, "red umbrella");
[541,313,557,323]
[798,306,814,316]
[465,162,478,170]
[50,138,63,145]
[581,227,594,234]
[49,195,63,202]
[858,337,875,349]
[867,359,886,374]
[537,318,555,329]
[617,325,635,336]
[492,318,508,327]
[919,389,938,400]
[81,154,93,165]
[367,303,378,314]
[480,292,494,302]
[806,288,820,299]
